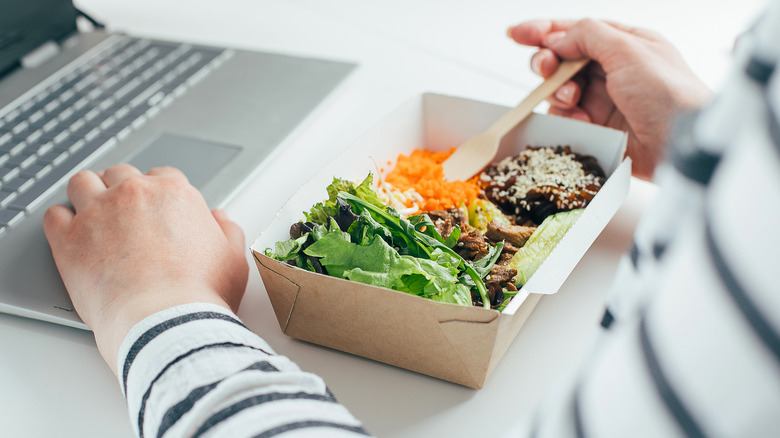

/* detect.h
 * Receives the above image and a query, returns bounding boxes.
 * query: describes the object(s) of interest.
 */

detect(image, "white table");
[0,1,765,436]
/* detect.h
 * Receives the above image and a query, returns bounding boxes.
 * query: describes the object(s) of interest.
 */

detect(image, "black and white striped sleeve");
[504,2,780,437]
[115,302,370,438]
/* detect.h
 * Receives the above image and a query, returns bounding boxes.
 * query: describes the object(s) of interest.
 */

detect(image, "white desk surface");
[0,1,766,437]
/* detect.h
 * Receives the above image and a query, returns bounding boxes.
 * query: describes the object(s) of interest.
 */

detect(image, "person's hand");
[43,164,249,374]
[507,19,713,180]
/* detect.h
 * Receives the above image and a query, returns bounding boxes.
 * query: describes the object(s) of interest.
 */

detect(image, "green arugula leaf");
[408,213,461,249]
[472,240,505,278]
[338,191,491,308]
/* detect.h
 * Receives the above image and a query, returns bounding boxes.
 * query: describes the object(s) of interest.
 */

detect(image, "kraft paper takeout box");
[251,93,630,389]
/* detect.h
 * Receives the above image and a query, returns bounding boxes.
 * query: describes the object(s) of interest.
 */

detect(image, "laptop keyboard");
[0,36,232,238]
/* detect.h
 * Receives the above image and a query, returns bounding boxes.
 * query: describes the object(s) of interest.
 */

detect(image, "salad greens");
[266,174,494,308]
[266,173,587,311]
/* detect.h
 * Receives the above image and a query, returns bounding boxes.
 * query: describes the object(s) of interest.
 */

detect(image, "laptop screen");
[0,0,78,77]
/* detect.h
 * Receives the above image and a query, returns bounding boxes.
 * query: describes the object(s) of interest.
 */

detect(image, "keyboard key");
[68,139,86,154]
[38,149,69,167]
[58,89,76,105]
[19,100,34,113]
[1,174,35,194]
[11,120,29,135]
[99,116,116,131]
[6,141,26,156]
[57,106,76,122]
[0,167,20,183]
[0,208,24,227]
[83,127,101,143]
[36,141,54,156]
[28,110,45,125]
[6,140,105,213]
[4,108,20,123]
[0,191,16,208]
[68,118,86,134]
[52,130,71,145]
[25,129,43,145]
[6,152,36,169]
[21,163,52,179]
[43,99,61,114]
[83,107,101,122]
[42,118,60,133]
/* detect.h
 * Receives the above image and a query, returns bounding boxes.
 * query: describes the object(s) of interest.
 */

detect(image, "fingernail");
[543,31,565,47]
[555,84,573,104]
[531,54,543,75]
[506,26,515,39]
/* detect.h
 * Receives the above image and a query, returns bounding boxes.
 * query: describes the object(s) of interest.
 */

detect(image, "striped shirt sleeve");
[506,3,780,437]
[115,302,371,438]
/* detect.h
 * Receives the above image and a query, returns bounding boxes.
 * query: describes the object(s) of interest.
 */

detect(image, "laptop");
[0,0,355,329]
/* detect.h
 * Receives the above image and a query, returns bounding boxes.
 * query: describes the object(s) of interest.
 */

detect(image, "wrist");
[91,286,232,376]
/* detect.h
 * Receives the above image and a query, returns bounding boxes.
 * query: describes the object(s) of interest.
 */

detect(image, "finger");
[147,166,189,182]
[530,48,560,78]
[541,18,640,68]
[507,19,577,47]
[100,164,143,187]
[577,75,616,126]
[602,20,664,41]
[212,209,246,253]
[548,80,582,109]
[42,204,75,247]
[67,170,106,212]
[548,106,592,123]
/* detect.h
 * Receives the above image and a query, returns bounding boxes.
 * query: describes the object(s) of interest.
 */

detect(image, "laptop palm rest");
[128,133,242,193]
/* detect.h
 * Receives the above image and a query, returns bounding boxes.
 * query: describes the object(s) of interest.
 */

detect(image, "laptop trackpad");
[128,133,242,189]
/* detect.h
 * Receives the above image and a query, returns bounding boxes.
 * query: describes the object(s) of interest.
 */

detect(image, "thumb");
[212,209,246,253]
[43,204,75,250]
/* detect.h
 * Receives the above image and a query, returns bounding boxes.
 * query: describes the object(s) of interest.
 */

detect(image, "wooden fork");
[442,58,589,181]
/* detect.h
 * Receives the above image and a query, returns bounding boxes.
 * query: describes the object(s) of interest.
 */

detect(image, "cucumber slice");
[508,209,584,286]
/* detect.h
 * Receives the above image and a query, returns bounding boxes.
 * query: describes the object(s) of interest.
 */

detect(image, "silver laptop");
[0,0,354,329]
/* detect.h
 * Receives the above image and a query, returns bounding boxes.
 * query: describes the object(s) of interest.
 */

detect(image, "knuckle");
[154,165,188,180]
[42,206,57,226]
[576,17,602,31]
[69,169,92,183]
[109,163,138,173]
[115,175,149,198]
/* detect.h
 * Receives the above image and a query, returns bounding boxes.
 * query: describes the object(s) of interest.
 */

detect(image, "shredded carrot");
[385,148,480,212]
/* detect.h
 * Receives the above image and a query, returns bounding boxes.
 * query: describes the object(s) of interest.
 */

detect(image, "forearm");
[117,303,369,438]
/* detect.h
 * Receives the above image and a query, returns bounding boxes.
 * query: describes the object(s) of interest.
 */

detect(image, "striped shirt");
[118,4,780,437]
[117,303,370,438]
[514,1,780,437]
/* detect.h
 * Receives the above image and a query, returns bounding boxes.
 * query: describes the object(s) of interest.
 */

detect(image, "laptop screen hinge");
[20,40,61,69]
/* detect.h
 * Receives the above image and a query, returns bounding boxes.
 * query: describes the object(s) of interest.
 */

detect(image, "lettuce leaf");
[338,191,490,308]
[304,234,471,306]
[268,175,491,308]
[304,174,385,225]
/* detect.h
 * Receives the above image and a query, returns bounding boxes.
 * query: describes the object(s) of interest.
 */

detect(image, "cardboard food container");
[250,93,630,389]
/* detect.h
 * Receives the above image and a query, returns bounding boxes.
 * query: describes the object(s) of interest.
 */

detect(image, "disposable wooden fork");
[442,58,589,181]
